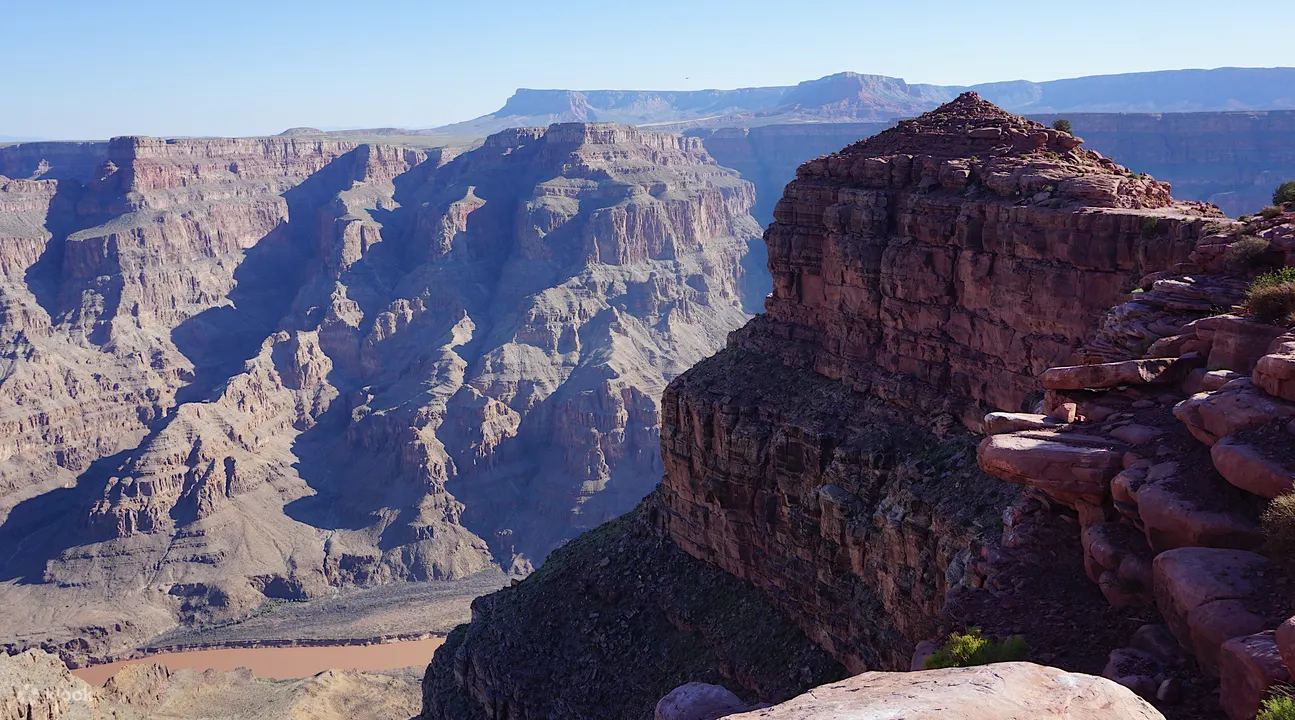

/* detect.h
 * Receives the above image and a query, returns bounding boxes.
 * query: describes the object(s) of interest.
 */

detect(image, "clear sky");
[3,0,1292,140]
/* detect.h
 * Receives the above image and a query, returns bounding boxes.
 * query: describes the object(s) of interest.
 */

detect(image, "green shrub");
[1052,118,1073,134]
[1276,181,1295,207]
[1262,205,1286,219]
[923,628,1028,669]
[1248,280,1295,325]
[1226,236,1274,268]
[1258,691,1295,720]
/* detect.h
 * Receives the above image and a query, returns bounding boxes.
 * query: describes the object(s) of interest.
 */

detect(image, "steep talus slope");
[420,94,1222,719]
[0,124,761,661]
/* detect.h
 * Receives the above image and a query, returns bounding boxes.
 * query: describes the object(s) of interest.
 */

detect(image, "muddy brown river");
[72,637,446,685]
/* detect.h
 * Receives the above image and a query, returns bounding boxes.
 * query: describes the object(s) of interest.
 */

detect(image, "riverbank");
[72,636,446,685]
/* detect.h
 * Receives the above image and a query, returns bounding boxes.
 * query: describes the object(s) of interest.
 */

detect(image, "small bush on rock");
[1226,236,1274,268]
[923,628,1028,669]
[1052,118,1073,134]
[1276,181,1295,207]
[1247,269,1295,325]
[1263,205,1286,219]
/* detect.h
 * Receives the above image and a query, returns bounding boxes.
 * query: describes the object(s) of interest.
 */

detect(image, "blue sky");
[3,0,1292,140]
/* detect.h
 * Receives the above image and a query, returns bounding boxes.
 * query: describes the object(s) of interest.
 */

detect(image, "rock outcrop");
[0,124,762,660]
[976,204,1295,717]
[421,95,1232,719]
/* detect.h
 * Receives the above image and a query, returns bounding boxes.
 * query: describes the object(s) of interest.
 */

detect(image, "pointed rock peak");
[841,92,1058,161]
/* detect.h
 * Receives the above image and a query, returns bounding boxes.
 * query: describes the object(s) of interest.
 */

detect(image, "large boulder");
[978,433,1124,506]
[1255,337,1295,403]
[721,663,1164,719]
[656,683,750,720]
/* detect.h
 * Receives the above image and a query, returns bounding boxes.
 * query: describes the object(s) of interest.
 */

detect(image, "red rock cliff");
[658,93,1224,674]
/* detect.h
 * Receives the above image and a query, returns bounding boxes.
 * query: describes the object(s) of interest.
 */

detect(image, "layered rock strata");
[730,93,1221,430]
[0,124,761,660]
[422,95,1229,719]
[977,206,1295,718]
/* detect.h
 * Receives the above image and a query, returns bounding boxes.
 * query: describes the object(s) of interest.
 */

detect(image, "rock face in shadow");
[0,124,761,661]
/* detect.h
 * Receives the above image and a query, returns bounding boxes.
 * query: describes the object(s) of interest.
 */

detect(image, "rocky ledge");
[978,204,1295,718]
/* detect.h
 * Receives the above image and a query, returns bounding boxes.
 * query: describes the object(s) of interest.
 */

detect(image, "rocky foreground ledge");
[656,662,1164,720]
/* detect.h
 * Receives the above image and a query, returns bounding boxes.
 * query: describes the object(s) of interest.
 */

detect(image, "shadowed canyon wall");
[0,124,762,661]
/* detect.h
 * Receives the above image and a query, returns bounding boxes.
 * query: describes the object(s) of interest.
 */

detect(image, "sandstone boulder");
[978,433,1124,506]
[656,683,750,720]
[1255,337,1295,402]
[721,663,1164,720]
[1219,631,1291,720]
[1212,435,1295,499]
[1174,379,1295,445]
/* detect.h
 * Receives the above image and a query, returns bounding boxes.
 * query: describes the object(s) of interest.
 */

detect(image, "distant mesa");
[433,67,1295,136]
[277,127,325,136]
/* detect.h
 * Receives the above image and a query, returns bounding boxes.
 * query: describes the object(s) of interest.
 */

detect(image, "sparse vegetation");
[1276,181,1295,207]
[1266,494,1295,568]
[1246,268,1295,325]
[1226,236,1274,268]
[924,627,1028,669]
[1262,205,1286,219]
[1052,118,1073,134]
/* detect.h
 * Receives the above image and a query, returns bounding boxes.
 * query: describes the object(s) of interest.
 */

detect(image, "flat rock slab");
[983,412,1059,436]
[1212,436,1295,499]
[657,682,750,720]
[722,662,1164,720]
[1042,358,1187,391]
[978,434,1123,506]
[1174,379,1295,445]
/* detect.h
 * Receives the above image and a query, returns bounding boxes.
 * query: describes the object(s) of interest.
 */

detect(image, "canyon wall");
[0,123,761,661]
[420,94,1226,719]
